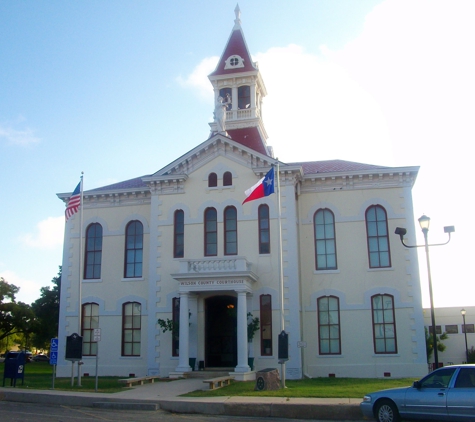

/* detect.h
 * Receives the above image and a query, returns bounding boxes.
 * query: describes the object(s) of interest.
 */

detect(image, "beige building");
[57,8,428,380]
[424,307,475,367]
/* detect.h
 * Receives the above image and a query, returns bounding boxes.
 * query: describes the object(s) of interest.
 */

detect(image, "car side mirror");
[413,381,421,389]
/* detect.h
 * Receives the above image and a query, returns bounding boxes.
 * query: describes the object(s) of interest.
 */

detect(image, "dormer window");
[224,54,244,69]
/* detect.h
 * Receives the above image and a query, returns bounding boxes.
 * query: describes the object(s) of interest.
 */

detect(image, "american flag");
[65,181,81,221]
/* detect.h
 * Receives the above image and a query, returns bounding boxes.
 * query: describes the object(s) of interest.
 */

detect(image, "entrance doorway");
[205,295,237,367]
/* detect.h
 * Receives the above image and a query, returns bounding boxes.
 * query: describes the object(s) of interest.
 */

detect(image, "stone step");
[187,368,233,379]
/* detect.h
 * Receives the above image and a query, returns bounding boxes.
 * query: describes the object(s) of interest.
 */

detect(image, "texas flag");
[242,167,275,204]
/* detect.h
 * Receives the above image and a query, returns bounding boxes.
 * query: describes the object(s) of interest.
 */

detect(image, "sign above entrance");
[178,277,254,293]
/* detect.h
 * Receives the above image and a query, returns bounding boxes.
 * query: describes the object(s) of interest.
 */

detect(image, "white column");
[176,292,191,372]
[235,291,250,372]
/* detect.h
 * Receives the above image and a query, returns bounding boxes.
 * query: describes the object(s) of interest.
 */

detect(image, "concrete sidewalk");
[0,377,364,420]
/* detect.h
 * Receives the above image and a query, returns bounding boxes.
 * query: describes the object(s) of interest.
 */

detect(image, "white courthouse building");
[57,8,428,380]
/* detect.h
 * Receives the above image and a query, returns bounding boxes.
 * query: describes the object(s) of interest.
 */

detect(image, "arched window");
[204,208,217,256]
[223,171,232,186]
[84,223,102,279]
[122,302,141,356]
[174,210,184,258]
[372,294,397,354]
[314,209,337,270]
[260,294,272,356]
[366,205,391,268]
[82,302,99,356]
[258,204,270,254]
[219,88,232,110]
[317,296,341,355]
[124,220,143,278]
[224,206,237,255]
[238,85,251,109]
[208,172,218,188]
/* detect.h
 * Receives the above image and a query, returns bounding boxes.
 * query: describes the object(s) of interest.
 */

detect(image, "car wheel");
[375,399,400,422]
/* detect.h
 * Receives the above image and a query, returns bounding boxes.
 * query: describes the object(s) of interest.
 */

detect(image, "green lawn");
[183,376,416,398]
[1,362,417,397]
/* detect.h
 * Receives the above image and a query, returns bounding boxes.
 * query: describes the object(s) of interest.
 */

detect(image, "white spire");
[234,4,241,29]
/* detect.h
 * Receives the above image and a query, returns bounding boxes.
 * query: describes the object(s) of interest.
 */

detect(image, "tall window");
[208,172,217,187]
[124,221,143,278]
[314,209,337,270]
[258,205,270,254]
[82,303,99,356]
[172,297,180,356]
[224,206,237,255]
[122,302,141,356]
[174,210,184,258]
[223,171,232,186]
[372,294,397,354]
[366,205,391,268]
[219,87,232,110]
[204,208,217,256]
[317,296,341,354]
[260,294,272,356]
[238,85,251,109]
[84,223,102,279]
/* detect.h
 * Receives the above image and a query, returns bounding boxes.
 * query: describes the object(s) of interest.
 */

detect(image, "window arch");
[122,302,141,356]
[366,205,391,268]
[223,171,232,186]
[258,204,270,254]
[260,294,272,356]
[204,208,217,256]
[124,220,143,278]
[372,294,397,354]
[224,206,237,255]
[238,85,251,109]
[174,210,184,258]
[84,223,102,279]
[82,302,99,356]
[208,173,217,188]
[314,209,337,270]
[317,296,341,355]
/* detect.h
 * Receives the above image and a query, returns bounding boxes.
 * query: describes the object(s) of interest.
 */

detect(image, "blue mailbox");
[2,351,26,387]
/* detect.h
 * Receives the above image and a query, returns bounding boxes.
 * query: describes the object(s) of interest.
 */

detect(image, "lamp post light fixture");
[395,215,454,371]
[461,309,469,363]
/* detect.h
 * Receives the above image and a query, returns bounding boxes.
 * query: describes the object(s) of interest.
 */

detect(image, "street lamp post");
[461,309,469,363]
[395,215,454,371]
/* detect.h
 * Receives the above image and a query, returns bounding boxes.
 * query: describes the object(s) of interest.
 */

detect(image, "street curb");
[0,389,363,420]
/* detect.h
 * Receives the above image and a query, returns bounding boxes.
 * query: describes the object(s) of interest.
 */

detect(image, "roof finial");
[234,4,241,28]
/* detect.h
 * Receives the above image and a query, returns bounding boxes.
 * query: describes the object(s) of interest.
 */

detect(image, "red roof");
[287,160,389,175]
[209,28,256,77]
[227,127,269,156]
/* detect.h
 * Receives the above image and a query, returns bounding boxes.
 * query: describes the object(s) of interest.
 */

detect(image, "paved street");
[0,401,364,422]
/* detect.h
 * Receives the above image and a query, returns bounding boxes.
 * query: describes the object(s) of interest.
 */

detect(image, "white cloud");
[0,270,41,305]
[177,56,218,100]
[0,121,41,146]
[19,216,64,249]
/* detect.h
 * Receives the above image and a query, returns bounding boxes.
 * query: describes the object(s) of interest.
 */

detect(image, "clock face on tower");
[224,54,244,70]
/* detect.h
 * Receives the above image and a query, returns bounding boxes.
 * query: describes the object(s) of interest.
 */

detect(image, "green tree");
[425,327,448,363]
[31,267,61,350]
[0,277,36,344]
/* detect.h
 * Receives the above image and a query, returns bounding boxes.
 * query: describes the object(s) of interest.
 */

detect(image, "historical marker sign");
[65,333,83,361]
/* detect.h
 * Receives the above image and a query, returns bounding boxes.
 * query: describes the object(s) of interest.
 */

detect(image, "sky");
[1,0,474,311]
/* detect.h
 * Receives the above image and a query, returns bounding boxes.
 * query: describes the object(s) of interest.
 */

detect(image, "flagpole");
[78,172,84,386]
[276,160,286,389]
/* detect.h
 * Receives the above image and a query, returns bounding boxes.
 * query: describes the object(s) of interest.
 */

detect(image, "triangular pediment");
[145,133,275,182]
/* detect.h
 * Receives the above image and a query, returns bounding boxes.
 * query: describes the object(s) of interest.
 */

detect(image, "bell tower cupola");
[209,5,272,157]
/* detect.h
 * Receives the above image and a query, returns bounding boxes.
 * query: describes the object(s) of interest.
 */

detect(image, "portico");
[172,257,258,380]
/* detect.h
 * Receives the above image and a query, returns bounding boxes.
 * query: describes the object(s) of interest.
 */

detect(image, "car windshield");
[419,367,457,388]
